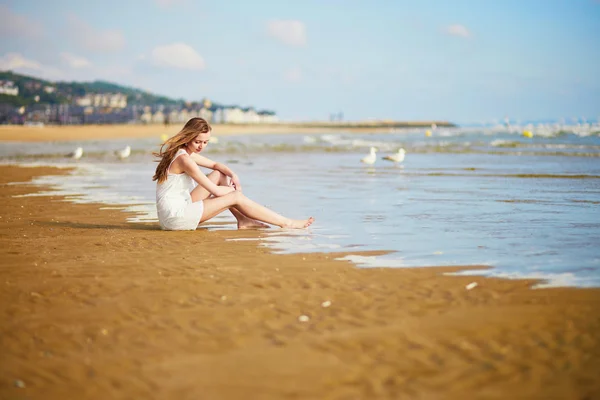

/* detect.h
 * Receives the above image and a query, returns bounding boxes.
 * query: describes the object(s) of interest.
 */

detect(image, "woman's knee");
[208,170,226,184]
[217,171,230,185]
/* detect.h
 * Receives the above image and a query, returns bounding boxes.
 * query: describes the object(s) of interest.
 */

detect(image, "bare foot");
[238,219,270,230]
[283,217,314,229]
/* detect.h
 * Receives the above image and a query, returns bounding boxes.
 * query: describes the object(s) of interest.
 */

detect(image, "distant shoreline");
[0,121,455,142]
[216,120,456,129]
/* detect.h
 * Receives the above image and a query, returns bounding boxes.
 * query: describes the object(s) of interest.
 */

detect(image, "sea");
[2,121,600,288]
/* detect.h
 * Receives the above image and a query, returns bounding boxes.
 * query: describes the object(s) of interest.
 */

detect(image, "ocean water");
[2,123,600,288]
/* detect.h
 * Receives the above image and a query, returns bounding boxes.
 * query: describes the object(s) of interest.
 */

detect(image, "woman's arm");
[181,155,234,197]
[190,153,242,191]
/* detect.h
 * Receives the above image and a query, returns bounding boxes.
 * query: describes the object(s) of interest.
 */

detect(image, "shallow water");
[3,125,600,288]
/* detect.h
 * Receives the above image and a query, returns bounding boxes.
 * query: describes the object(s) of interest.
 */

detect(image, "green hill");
[0,71,185,107]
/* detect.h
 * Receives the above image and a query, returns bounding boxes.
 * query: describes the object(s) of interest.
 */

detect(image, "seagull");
[383,148,406,163]
[361,147,377,164]
[69,147,83,160]
[116,145,131,159]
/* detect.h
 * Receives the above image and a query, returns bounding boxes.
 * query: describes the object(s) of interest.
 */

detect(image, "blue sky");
[1,0,599,123]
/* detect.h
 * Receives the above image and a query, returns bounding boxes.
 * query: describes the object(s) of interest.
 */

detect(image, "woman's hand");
[230,174,242,192]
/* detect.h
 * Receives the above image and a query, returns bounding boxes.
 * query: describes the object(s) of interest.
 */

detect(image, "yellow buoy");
[425,130,432,137]
[160,133,169,142]
[522,130,533,138]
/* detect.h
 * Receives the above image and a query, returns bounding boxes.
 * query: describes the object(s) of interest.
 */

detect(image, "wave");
[3,145,600,160]
[2,126,600,161]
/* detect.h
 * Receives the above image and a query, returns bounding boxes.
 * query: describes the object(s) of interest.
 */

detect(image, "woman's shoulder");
[175,150,193,163]
[172,149,190,163]
[165,149,189,174]
[171,150,195,172]
[174,148,188,157]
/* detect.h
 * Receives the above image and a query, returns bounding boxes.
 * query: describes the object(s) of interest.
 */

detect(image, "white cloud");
[266,20,307,47]
[66,14,126,52]
[0,52,136,84]
[0,5,43,39]
[151,43,205,70]
[283,66,302,82]
[60,52,92,69]
[0,53,64,79]
[0,52,43,70]
[443,24,471,38]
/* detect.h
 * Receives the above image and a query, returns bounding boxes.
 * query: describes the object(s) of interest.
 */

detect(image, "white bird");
[361,146,377,164]
[382,148,406,163]
[116,145,131,159]
[69,147,83,160]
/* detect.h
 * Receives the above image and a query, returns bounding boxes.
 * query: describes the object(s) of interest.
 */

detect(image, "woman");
[153,117,314,230]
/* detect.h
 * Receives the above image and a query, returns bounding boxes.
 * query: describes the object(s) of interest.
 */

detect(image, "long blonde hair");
[152,117,211,183]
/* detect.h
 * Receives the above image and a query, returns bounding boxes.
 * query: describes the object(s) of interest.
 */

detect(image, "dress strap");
[167,148,188,174]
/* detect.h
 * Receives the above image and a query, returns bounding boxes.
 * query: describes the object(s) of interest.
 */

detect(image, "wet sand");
[0,122,445,142]
[1,165,599,399]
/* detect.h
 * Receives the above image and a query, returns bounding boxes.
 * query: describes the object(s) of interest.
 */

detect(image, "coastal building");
[140,107,153,124]
[75,93,127,109]
[198,107,213,123]
[0,79,277,125]
[212,108,224,124]
[242,107,260,123]
[0,80,19,96]
[23,81,42,91]
[152,110,165,124]
[179,109,190,123]
[0,101,278,125]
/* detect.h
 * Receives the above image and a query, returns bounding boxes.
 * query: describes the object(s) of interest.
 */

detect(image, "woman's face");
[187,132,211,153]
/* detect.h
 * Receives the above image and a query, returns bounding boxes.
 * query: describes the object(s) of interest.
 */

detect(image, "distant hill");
[0,71,186,107]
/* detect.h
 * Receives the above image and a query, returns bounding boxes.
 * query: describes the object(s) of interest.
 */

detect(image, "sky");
[1,0,599,123]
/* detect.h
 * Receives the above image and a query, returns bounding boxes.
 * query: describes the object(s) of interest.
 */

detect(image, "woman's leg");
[200,191,314,229]
[190,170,226,200]
[191,170,267,228]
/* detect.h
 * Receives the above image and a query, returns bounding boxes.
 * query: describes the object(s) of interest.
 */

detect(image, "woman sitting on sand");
[152,117,314,231]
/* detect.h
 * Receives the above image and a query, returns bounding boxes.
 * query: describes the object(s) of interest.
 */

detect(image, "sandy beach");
[0,121,450,142]
[1,163,599,399]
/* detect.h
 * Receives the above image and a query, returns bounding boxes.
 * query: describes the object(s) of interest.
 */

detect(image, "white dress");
[156,149,204,230]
